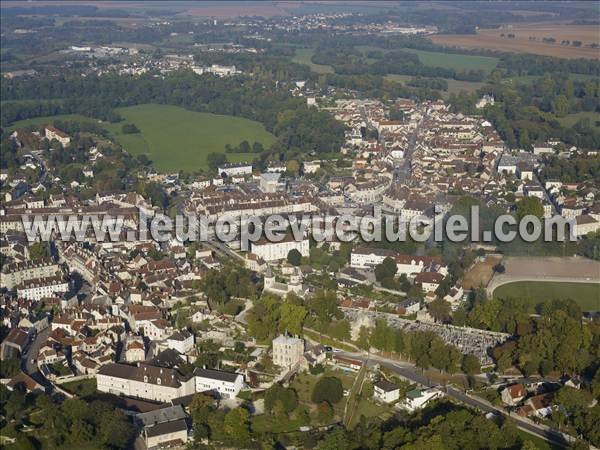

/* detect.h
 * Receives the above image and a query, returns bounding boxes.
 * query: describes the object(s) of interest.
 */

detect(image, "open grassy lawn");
[59,378,97,397]
[292,48,335,74]
[494,282,600,311]
[252,413,307,434]
[291,368,356,418]
[107,104,274,172]
[347,398,392,429]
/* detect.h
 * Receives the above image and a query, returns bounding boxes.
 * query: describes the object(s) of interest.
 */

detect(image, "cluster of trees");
[247,289,343,342]
[464,295,599,381]
[247,293,308,342]
[270,107,345,157]
[552,386,600,447]
[479,73,600,150]
[188,393,251,446]
[224,140,264,153]
[309,402,538,450]
[1,389,135,449]
[406,76,449,91]
[198,265,258,314]
[540,154,600,184]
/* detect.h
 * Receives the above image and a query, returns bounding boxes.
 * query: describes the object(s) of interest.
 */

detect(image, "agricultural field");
[431,23,600,59]
[9,104,276,172]
[292,48,335,74]
[493,281,600,311]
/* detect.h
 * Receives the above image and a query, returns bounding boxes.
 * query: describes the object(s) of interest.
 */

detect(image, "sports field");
[9,104,276,172]
[494,281,600,311]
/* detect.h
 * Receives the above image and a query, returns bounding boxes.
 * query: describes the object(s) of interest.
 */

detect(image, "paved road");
[204,239,244,261]
[338,351,576,449]
[22,327,53,391]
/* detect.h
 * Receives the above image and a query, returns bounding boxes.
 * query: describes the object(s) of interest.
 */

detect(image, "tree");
[312,377,343,404]
[356,326,371,350]
[427,299,452,323]
[29,242,50,260]
[317,401,334,424]
[207,152,228,173]
[317,426,351,450]
[516,196,544,221]
[121,123,140,134]
[287,248,302,266]
[375,257,397,282]
[286,159,300,175]
[223,408,250,442]
[308,289,341,324]
[552,95,569,117]
[278,301,307,336]
[461,354,481,375]
[264,384,298,415]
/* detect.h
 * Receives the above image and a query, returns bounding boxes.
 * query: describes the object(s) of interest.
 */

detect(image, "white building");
[45,126,71,146]
[250,235,309,262]
[16,276,69,301]
[1,259,61,290]
[260,172,282,193]
[194,367,244,399]
[137,405,189,450]
[401,388,443,411]
[272,334,304,369]
[166,330,194,354]
[373,380,400,403]
[217,163,252,177]
[97,363,195,402]
[575,214,600,237]
[350,247,396,269]
[125,339,146,363]
[303,160,321,174]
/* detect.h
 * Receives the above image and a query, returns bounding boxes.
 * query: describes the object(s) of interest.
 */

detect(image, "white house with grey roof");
[194,367,244,399]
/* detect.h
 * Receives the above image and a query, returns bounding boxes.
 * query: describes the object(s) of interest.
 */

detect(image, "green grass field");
[107,104,275,172]
[292,48,335,74]
[356,45,499,73]
[399,48,499,73]
[494,281,600,311]
[9,104,276,172]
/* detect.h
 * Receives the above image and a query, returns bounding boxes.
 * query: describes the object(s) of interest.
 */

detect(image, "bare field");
[462,255,502,290]
[432,23,600,59]
[504,256,600,280]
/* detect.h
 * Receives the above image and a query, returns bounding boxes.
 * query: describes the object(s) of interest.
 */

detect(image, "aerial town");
[1,2,599,450]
